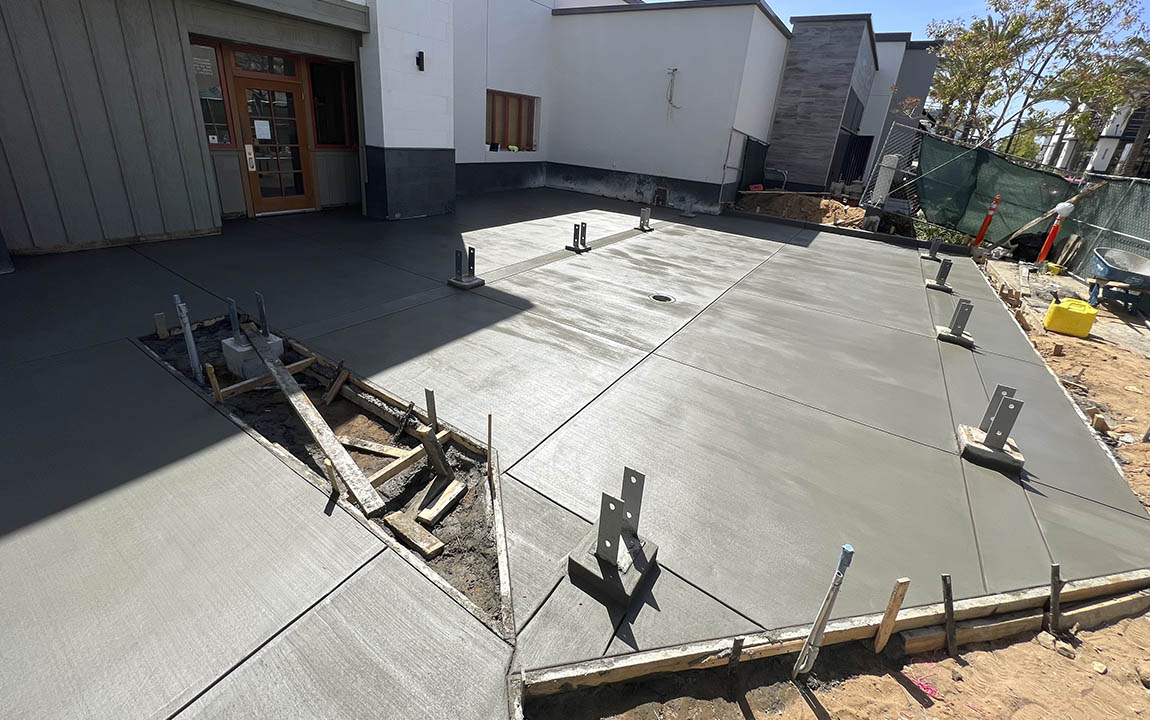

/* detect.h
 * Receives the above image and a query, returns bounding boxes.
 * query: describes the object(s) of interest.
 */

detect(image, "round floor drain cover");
[649,293,675,303]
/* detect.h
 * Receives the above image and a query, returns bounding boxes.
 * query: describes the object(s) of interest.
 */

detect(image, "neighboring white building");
[0,0,938,255]
[1039,105,1149,176]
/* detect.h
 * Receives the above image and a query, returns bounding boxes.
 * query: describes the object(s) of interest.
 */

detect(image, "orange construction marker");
[973,194,1000,247]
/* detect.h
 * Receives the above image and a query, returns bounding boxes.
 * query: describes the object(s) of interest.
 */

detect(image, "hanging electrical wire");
[666,68,681,110]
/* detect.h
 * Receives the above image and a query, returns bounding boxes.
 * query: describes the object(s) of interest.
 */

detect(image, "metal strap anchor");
[594,466,647,566]
[637,207,653,232]
[948,299,973,336]
[255,291,269,336]
[922,237,942,261]
[173,294,203,384]
[227,297,243,344]
[448,246,484,289]
[792,544,854,679]
[935,259,952,285]
[453,249,464,282]
[981,391,1024,450]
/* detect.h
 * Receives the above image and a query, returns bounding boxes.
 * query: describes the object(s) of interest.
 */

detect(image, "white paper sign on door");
[254,120,272,140]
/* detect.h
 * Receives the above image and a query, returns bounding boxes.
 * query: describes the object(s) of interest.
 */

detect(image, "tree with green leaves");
[927,0,1146,156]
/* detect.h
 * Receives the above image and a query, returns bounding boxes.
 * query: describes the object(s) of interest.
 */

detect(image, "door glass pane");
[254,146,276,172]
[508,96,520,148]
[272,91,295,118]
[235,50,296,77]
[192,44,230,145]
[258,172,282,198]
[282,173,305,196]
[311,63,346,145]
[275,146,301,172]
[274,119,298,144]
[246,89,270,118]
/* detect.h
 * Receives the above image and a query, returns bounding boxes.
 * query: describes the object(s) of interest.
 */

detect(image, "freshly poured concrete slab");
[961,460,1053,592]
[919,255,999,301]
[513,355,986,630]
[288,205,642,281]
[738,244,937,335]
[136,222,437,334]
[0,247,219,365]
[971,350,1146,515]
[0,341,382,720]
[935,342,1052,591]
[1028,483,1150,582]
[659,288,956,451]
[606,565,761,656]
[307,291,645,464]
[784,231,930,286]
[925,284,1041,365]
[515,576,625,670]
[502,474,592,631]
[477,223,784,350]
[179,551,512,720]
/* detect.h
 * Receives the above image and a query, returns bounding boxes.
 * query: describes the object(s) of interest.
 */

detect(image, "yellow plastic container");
[1043,298,1098,338]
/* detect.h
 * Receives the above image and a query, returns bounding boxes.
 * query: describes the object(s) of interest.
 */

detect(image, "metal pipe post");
[792,544,854,679]
[173,295,203,385]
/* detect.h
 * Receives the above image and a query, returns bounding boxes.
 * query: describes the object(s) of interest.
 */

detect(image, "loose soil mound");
[735,192,866,226]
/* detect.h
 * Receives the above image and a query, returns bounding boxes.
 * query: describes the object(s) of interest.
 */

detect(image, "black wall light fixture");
[416,51,425,71]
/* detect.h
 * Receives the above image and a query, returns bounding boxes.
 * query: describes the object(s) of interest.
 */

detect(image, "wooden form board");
[417,480,465,527]
[219,356,316,400]
[521,568,1150,698]
[241,324,384,517]
[384,511,444,559]
[368,429,452,487]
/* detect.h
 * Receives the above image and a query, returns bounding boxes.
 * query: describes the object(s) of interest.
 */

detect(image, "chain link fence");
[861,123,1150,277]
[1062,175,1150,275]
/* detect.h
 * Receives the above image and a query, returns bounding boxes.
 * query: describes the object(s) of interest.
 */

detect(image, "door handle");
[244,144,256,172]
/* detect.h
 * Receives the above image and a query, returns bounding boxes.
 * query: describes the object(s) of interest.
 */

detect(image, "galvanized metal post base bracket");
[568,467,658,605]
[958,384,1025,473]
[635,207,654,232]
[565,222,591,254]
[920,237,942,262]
[925,259,954,293]
[936,298,975,348]
[447,246,485,290]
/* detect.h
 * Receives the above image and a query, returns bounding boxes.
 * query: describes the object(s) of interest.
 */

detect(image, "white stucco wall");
[547,5,765,184]
[454,0,553,165]
[732,9,790,144]
[858,40,905,179]
[360,0,453,148]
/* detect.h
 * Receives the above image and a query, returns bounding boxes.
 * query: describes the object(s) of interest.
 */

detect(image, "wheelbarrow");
[1088,248,1150,314]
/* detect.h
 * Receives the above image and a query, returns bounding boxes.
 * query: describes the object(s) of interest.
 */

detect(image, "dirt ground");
[141,319,502,623]
[988,259,1150,509]
[735,192,866,227]
[529,613,1150,719]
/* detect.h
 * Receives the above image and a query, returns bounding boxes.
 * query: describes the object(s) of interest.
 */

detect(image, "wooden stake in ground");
[321,361,348,407]
[425,388,438,432]
[241,323,385,517]
[1049,563,1063,633]
[942,573,958,657]
[204,363,223,404]
[874,578,911,653]
[154,312,168,339]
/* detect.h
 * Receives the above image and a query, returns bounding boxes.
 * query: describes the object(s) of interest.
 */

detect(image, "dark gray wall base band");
[455,162,724,215]
[364,147,456,220]
[457,162,547,195]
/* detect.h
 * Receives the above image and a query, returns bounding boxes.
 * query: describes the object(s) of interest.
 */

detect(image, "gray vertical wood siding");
[0,0,220,252]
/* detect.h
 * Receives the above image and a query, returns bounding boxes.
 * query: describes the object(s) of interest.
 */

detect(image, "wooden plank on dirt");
[219,356,316,400]
[1049,588,1150,631]
[368,429,452,487]
[321,363,348,407]
[874,578,910,653]
[384,511,444,559]
[337,435,404,458]
[417,480,465,526]
[521,567,1150,697]
[898,607,1045,655]
[204,363,223,403]
[241,324,384,517]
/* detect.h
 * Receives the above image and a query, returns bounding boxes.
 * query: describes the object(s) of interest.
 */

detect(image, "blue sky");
[647,0,988,37]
